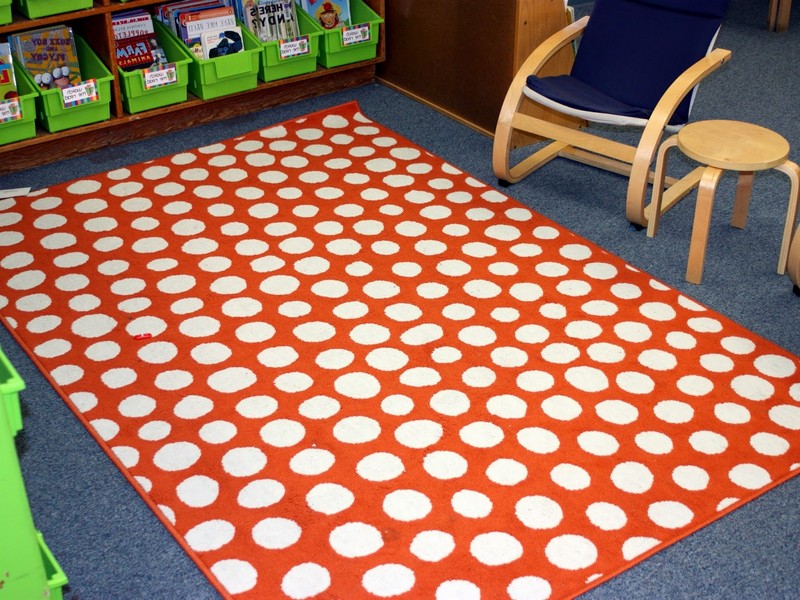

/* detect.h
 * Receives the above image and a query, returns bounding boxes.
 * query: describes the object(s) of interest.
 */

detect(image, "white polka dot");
[516,495,563,529]
[586,502,627,530]
[545,535,598,570]
[329,522,383,557]
[153,442,200,471]
[507,576,552,600]
[423,451,468,479]
[362,564,415,597]
[648,502,697,533]
[729,463,771,489]
[253,517,301,549]
[384,489,432,521]
[470,532,523,566]
[611,462,654,493]
[452,489,493,518]
[211,560,257,594]
[238,479,285,508]
[357,452,405,481]
[485,458,528,486]
[281,563,331,600]
[306,483,355,515]
[410,531,455,562]
[550,463,591,490]
[334,416,381,444]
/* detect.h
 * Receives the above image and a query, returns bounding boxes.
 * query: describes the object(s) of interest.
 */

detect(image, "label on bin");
[341,23,371,46]
[61,79,99,108]
[0,98,22,123]
[279,35,311,60]
[142,63,179,89]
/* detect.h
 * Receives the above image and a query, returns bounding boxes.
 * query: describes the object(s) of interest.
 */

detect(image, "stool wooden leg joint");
[687,166,724,284]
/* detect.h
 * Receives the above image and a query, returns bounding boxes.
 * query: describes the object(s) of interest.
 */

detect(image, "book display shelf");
[0,0,385,175]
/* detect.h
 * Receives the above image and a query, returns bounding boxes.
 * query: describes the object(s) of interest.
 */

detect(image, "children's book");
[0,43,18,100]
[112,11,167,71]
[244,0,299,42]
[112,9,155,40]
[298,0,350,30]
[181,6,237,58]
[200,25,244,59]
[10,25,82,90]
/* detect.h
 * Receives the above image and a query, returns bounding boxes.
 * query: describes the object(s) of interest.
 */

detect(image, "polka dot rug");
[0,101,798,600]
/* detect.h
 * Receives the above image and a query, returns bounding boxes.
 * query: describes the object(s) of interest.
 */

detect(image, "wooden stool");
[647,119,800,284]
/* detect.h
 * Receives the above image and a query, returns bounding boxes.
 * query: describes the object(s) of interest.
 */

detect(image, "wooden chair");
[493,0,732,227]
[789,223,800,292]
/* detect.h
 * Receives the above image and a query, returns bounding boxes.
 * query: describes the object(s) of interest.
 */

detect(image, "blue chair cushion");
[526,0,729,126]
[526,74,654,122]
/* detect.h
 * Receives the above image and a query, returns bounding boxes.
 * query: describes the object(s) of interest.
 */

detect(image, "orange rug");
[1,101,798,599]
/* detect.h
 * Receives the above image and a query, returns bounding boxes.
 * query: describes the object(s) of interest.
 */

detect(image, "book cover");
[116,33,167,71]
[112,10,155,40]
[200,25,244,59]
[181,6,237,57]
[0,42,18,100]
[242,0,299,42]
[300,0,350,29]
[10,25,82,90]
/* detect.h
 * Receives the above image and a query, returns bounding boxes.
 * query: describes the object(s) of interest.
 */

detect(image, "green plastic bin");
[119,20,192,114]
[18,35,114,133]
[38,531,69,600]
[160,22,261,100]
[0,58,38,146]
[315,0,383,69]
[248,7,323,83]
[0,343,24,437]
[0,0,11,25]
[12,0,91,19]
[0,358,68,600]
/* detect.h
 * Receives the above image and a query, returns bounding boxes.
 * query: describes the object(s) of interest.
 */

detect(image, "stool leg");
[687,166,724,284]
[731,171,755,229]
[647,135,678,238]
[774,160,800,275]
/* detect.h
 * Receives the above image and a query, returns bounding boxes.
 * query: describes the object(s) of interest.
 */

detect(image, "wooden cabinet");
[377,0,574,136]
[0,0,385,175]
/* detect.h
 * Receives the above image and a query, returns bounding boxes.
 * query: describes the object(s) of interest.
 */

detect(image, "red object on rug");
[1,101,798,599]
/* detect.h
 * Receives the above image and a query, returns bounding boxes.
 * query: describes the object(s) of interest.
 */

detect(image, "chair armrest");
[519,15,588,78]
[497,16,588,128]
[626,47,733,225]
[647,48,732,132]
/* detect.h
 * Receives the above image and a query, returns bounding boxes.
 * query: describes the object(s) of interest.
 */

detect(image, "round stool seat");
[677,119,790,171]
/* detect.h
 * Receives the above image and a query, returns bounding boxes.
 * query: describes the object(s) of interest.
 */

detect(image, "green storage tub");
[0,343,24,437]
[249,7,323,83]
[19,35,113,133]
[160,22,261,100]
[0,58,38,146]
[119,21,192,114]
[12,0,92,19]
[38,532,69,600]
[315,0,383,68]
[0,0,11,25]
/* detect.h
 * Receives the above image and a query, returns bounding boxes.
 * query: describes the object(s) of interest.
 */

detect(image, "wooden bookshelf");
[0,0,385,175]
[377,0,575,137]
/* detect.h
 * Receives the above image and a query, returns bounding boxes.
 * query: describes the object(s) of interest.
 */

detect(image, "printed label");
[143,63,179,89]
[279,35,311,60]
[341,23,371,46]
[0,98,22,123]
[62,79,99,108]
